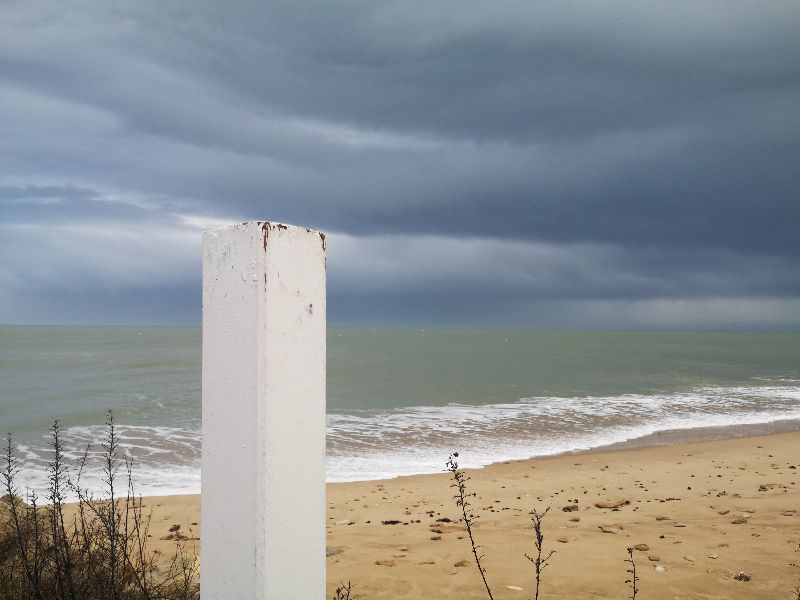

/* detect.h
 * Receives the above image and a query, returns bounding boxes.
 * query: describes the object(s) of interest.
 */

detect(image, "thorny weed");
[331,581,358,600]
[792,542,800,600]
[446,453,495,600]
[625,547,640,600]
[524,507,555,600]
[0,411,199,600]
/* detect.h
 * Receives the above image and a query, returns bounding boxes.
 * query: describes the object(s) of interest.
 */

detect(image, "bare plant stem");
[446,453,494,600]
[331,581,356,600]
[2,434,39,598]
[1,417,199,600]
[792,542,800,600]
[524,507,555,600]
[625,547,639,600]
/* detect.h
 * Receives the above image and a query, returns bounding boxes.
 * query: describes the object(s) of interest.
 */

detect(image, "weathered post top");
[201,222,326,599]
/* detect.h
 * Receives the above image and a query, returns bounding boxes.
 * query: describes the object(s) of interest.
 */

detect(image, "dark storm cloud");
[1,0,798,327]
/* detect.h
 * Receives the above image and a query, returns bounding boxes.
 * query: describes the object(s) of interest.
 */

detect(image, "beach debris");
[556,537,569,543]
[599,526,617,534]
[734,571,751,582]
[708,553,719,559]
[381,519,401,525]
[730,517,748,524]
[595,499,629,509]
[633,543,649,552]
[374,559,396,567]
[562,504,579,512]
[160,524,189,541]
[655,516,670,521]
[673,522,687,527]
[417,560,435,565]
[781,510,796,516]
[454,559,470,567]
[683,555,696,562]
[505,585,524,592]
[654,565,666,572]
[326,546,343,557]
[718,509,730,515]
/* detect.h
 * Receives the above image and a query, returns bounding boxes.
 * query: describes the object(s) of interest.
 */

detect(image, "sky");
[1,1,798,329]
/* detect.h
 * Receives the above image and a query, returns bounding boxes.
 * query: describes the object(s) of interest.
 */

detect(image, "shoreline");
[565,416,800,456]
[119,416,800,497]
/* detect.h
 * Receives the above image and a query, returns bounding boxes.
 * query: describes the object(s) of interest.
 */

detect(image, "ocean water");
[1,326,799,496]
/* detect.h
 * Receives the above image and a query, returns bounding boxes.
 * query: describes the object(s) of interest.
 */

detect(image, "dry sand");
[142,432,800,599]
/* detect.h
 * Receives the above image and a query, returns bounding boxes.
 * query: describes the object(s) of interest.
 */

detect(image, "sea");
[1,326,799,497]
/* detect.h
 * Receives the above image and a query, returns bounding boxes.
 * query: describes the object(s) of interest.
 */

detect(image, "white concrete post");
[201,222,326,599]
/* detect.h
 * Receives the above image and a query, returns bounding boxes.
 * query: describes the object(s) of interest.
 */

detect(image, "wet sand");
[141,431,800,599]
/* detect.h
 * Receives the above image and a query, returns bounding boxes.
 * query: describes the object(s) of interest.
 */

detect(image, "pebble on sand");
[595,499,630,509]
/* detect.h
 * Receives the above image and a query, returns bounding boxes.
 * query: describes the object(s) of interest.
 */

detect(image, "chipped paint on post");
[201,222,326,599]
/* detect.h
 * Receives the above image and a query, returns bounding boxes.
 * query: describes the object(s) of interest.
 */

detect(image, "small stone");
[674,522,687,527]
[595,499,630,509]
[708,553,719,559]
[563,504,579,512]
[375,559,396,567]
[781,511,795,516]
[718,509,730,515]
[648,555,660,562]
[556,537,569,543]
[570,516,580,522]
[454,559,470,567]
[656,516,670,521]
[633,543,649,552]
[599,527,617,534]
[734,571,750,582]
[430,535,442,540]
[654,565,666,572]
[731,517,747,524]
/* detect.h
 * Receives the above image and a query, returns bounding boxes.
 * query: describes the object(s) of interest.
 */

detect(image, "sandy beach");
[140,431,800,599]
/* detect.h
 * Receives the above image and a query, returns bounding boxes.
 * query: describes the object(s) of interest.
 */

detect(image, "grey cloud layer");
[1,0,798,326]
